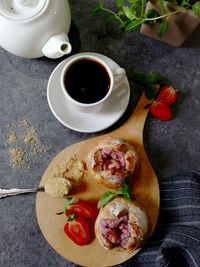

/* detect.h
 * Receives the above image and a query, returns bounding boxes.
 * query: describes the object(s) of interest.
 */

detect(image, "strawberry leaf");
[67,212,76,221]
[56,197,78,215]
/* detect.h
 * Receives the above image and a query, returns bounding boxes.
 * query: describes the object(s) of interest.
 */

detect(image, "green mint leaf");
[125,18,145,32]
[159,0,167,13]
[150,73,165,86]
[123,6,136,19]
[91,5,103,15]
[157,17,168,38]
[145,8,159,25]
[98,193,115,209]
[101,191,114,199]
[145,85,157,100]
[132,72,164,87]
[116,0,125,8]
[192,1,200,18]
[69,197,78,204]
[115,181,132,199]
[67,212,76,221]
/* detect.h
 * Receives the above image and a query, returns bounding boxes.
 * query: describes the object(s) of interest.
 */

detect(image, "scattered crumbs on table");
[4,119,50,171]
[7,132,17,144]
[9,147,24,168]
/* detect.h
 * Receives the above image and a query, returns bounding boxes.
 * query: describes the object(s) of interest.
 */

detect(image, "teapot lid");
[0,0,48,21]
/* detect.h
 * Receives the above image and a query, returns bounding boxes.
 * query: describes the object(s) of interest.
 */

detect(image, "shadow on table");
[182,25,200,48]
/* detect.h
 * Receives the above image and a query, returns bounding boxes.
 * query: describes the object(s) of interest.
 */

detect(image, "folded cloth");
[124,170,200,267]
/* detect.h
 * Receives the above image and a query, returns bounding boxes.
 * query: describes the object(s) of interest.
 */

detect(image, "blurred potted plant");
[92,0,200,46]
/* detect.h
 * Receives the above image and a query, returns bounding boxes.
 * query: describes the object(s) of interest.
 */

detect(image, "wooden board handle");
[113,92,151,143]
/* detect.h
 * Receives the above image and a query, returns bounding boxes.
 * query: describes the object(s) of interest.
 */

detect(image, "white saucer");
[47,52,130,133]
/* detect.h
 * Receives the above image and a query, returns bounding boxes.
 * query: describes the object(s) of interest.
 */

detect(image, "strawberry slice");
[157,85,178,105]
[149,99,172,121]
[64,215,90,246]
[65,199,95,219]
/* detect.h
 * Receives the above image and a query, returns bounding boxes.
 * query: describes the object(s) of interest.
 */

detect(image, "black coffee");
[64,59,110,104]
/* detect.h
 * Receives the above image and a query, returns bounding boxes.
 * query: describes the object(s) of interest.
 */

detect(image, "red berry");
[149,99,172,121]
[157,85,178,105]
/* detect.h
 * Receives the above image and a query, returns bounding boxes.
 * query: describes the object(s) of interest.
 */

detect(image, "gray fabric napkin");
[124,170,200,267]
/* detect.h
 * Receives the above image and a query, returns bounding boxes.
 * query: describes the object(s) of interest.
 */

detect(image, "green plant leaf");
[192,1,200,18]
[145,85,157,99]
[123,6,137,19]
[145,8,159,24]
[115,180,132,200]
[131,0,143,16]
[131,73,149,84]
[91,5,103,15]
[159,0,167,13]
[120,20,131,29]
[99,0,103,8]
[131,72,164,86]
[102,191,114,199]
[180,0,189,6]
[150,73,165,86]
[125,18,145,32]
[116,0,125,8]
[97,193,115,209]
[157,17,168,37]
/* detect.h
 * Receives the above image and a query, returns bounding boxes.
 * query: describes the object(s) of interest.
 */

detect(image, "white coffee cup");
[60,53,126,113]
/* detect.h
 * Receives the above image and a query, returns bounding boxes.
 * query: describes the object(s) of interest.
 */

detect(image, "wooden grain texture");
[36,92,160,267]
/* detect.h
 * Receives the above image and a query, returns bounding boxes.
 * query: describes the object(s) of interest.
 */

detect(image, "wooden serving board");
[36,92,160,267]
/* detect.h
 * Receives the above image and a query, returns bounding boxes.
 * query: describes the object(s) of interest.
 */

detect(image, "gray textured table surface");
[0,0,200,266]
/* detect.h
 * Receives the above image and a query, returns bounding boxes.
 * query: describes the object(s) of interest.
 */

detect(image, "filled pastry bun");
[87,137,138,188]
[95,197,150,252]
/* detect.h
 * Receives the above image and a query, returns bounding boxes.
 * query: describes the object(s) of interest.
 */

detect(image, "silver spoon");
[0,177,71,199]
[0,186,44,199]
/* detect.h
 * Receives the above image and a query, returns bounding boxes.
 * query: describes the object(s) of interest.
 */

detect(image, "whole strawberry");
[149,99,172,121]
[157,85,178,105]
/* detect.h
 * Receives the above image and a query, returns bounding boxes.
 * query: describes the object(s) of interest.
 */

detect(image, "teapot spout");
[42,32,72,59]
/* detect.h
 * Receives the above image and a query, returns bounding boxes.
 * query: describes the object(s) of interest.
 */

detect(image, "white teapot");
[0,0,72,59]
